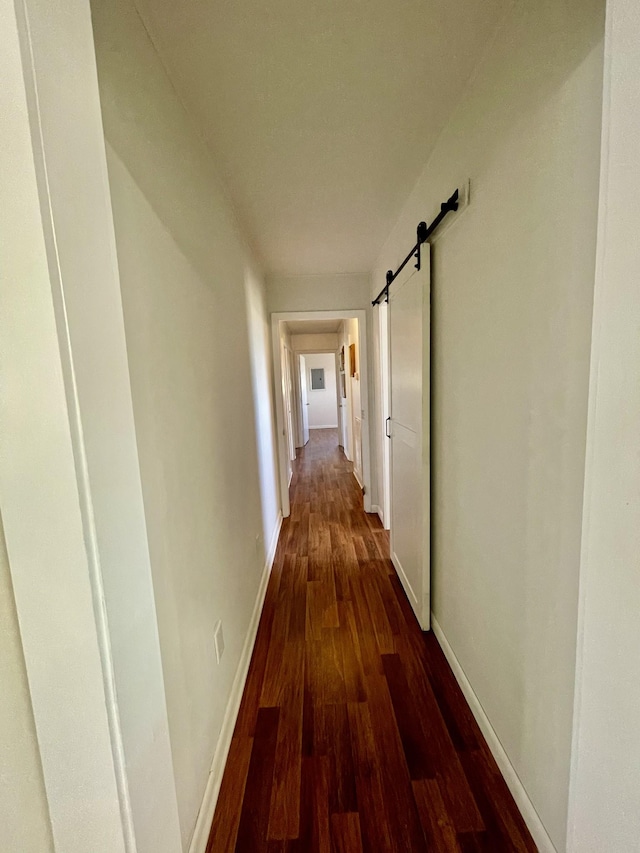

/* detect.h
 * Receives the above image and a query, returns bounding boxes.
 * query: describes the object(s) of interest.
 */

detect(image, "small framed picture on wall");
[349,343,357,377]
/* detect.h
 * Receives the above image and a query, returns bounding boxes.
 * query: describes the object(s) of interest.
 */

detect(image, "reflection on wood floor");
[207,428,536,852]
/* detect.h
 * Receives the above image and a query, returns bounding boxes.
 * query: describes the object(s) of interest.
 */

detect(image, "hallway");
[207,429,535,852]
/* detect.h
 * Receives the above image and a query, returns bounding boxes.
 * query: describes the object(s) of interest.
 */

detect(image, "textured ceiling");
[134,0,508,275]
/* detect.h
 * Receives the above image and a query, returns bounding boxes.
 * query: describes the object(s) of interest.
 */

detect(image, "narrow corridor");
[207,429,535,852]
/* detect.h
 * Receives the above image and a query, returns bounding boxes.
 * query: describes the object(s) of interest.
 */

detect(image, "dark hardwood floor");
[207,428,536,852]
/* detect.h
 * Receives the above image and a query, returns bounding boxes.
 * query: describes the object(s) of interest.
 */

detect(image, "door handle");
[385,417,391,438]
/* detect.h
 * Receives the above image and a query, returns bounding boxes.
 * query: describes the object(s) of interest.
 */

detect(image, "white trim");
[187,512,283,853]
[567,6,640,847]
[353,468,363,489]
[392,553,419,609]
[272,322,291,517]
[371,504,385,525]
[309,424,339,429]
[431,616,557,853]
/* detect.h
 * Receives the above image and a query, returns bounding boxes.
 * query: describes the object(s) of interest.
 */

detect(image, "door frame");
[298,353,310,446]
[271,310,372,517]
[1,0,182,847]
[296,349,340,442]
[281,341,296,475]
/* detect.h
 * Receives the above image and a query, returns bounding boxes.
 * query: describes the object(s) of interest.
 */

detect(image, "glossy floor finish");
[207,429,536,852]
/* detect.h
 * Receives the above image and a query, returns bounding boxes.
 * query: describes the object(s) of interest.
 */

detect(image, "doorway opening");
[271,310,372,518]
[299,352,339,448]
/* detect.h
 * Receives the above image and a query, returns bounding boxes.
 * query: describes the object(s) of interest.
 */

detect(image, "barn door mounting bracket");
[373,187,461,306]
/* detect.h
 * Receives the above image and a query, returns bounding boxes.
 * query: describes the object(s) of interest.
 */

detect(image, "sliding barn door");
[389,246,430,629]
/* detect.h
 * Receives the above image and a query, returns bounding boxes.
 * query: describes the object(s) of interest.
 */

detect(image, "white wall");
[267,273,371,313]
[304,353,338,428]
[0,516,54,853]
[372,1,604,848]
[567,1,640,849]
[291,333,339,352]
[338,323,352,458]
[245,270,282,549]
[91,0,280,847]
[335,325,348,453]
[342,320,363,481]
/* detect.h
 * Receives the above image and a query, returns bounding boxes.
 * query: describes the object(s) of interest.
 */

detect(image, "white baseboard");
[187,512,283,853]
[391,552,418,608]
[431,616,557,853]
[353,468,363,489]
[370,504,385,525]
[309,424,338,429]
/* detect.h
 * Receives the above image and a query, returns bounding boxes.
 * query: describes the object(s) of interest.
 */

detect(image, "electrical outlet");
[213,621,224,664]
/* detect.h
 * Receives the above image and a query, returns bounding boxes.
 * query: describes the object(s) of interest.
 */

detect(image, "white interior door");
[299,354,310,445]
[379,301,391,529]
[389,246,430,629]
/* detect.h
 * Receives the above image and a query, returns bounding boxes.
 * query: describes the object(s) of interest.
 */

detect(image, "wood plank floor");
[207,429,536,852]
